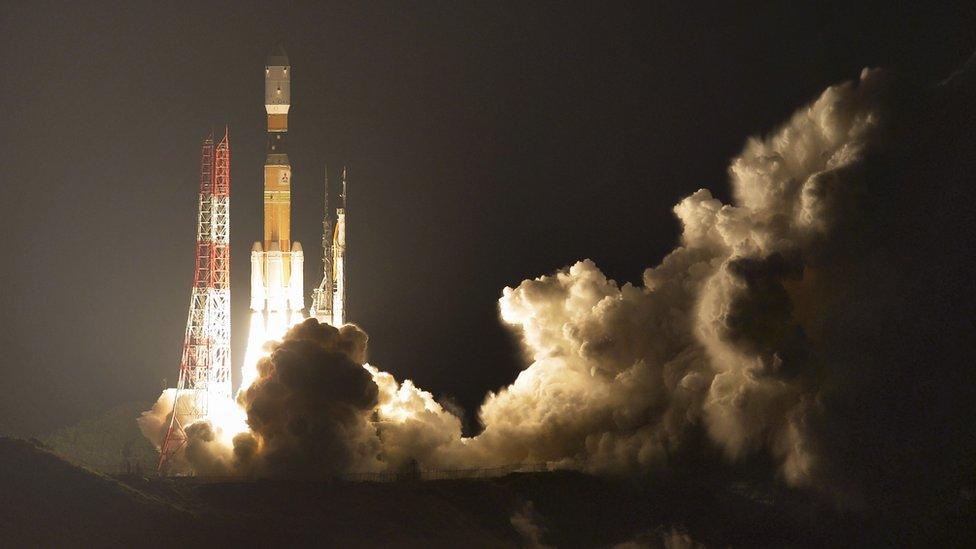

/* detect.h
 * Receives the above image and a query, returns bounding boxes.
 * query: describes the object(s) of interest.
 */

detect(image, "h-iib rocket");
[310,166,347,327]
[250,44,304,319]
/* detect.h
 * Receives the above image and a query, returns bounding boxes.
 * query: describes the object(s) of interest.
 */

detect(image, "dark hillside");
[39,401,157,474]
[0,438,204,547]
[6,436,969,546]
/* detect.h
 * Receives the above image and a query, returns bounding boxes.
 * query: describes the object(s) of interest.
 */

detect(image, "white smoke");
[510,501,552,549]
[138,389,246,475]
[460,68,901,487]
[137,388,177,451]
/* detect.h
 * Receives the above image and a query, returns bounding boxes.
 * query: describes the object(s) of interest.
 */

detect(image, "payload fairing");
[250,45,304,321]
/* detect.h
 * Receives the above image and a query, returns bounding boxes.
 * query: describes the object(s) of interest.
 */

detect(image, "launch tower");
[158,130,232,473]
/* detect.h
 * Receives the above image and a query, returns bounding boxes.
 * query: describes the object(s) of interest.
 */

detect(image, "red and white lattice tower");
[158,130,232,473]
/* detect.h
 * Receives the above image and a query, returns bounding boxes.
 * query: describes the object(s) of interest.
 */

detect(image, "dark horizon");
[1,2,974,437]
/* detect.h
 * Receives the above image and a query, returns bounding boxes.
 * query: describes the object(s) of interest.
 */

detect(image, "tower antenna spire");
[310,166,335,323]
[333,166,347,326]
[309,165,347,326]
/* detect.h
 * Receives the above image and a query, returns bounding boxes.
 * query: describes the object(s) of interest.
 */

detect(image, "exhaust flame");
[240,310,305,390]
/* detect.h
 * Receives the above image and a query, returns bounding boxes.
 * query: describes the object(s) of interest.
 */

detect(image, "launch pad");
[158,45,350,473]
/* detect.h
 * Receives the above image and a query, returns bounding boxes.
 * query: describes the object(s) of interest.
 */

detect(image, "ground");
[39,401,157,474]
[2,436,908,547]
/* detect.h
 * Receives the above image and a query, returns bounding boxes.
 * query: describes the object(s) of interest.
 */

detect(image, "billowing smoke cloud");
[510,501,552,549]
[468,257,712,473]
[137,388,177,450]
[231,321,380,476]
[144,57,975,514]
[138,389,246,475]
[464,62,974,505]
[146,319,468,476]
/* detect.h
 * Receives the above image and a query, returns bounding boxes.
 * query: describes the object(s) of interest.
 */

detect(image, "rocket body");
[250,45,303,323]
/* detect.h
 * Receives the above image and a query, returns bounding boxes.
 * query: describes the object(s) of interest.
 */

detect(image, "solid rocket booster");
[289,241,304,310]
[251,44,303,318]
[249,242,265,310]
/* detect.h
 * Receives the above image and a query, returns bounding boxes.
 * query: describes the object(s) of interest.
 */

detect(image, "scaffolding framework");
[309,168,334,322]
[309,166,347,327]
[158,129,232,474]
[208,132,232,399]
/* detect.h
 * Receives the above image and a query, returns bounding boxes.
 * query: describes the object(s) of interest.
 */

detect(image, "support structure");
[208,132,232,399]
[310,169,334,323]
[310,166,347,326]
[333,167,347,326]
[158,129,232,474]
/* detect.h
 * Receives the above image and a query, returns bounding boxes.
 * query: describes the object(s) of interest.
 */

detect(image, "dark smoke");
[232,320,381,477]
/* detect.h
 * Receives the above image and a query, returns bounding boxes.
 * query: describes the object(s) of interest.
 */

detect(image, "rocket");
[310,166,347,326]
[333,167,347,326]
[250,44,304,319]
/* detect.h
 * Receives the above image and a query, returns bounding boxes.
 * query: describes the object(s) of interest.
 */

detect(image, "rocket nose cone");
[291,241,303,252]
[252,241,263,252]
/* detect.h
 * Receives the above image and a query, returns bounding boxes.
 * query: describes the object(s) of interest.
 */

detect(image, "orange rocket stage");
[250,44,304,317]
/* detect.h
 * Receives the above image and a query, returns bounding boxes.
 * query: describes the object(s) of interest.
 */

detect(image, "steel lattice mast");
[310,167,334,323]
[309,165,347,327]
[158,130,231,473]
[333,166,347,326]
[207,129,232,400]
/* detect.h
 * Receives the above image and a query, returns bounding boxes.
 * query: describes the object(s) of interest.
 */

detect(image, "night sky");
[1,2,973,436]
